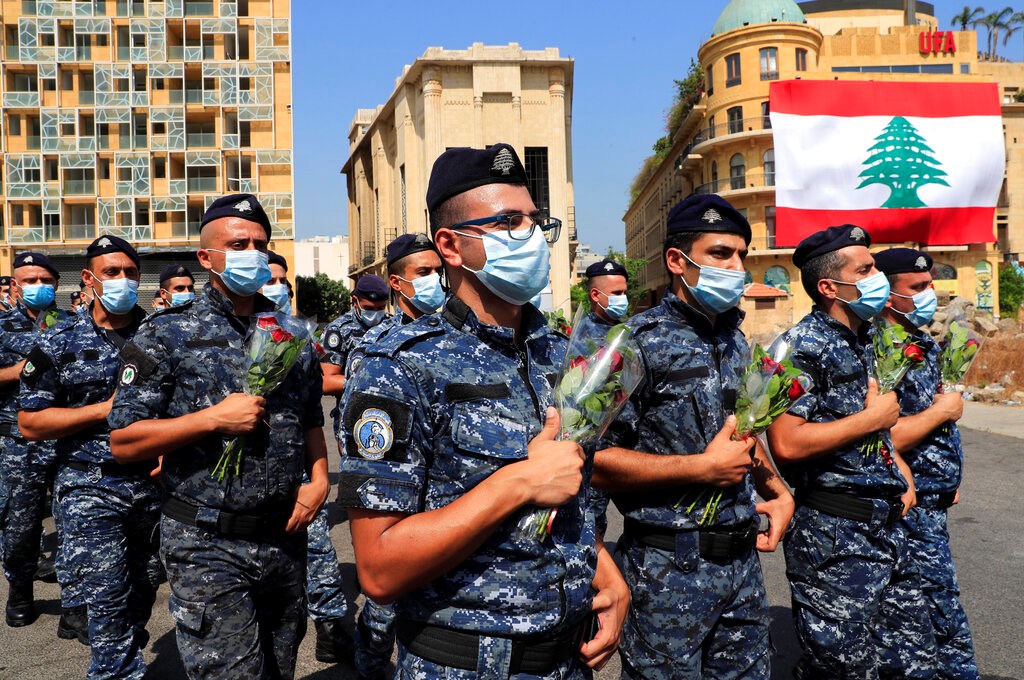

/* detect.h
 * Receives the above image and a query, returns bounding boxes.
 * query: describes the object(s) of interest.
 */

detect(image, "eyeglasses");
[449,212,562,244]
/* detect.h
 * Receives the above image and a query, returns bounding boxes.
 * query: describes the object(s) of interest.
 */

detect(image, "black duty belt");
[0,420,19,438]
[162,497,289,539]
[65,459,157,478]
[799,489,903,526]
[915,491,957,510]
[396,620,585,674]
[622,517,758,560]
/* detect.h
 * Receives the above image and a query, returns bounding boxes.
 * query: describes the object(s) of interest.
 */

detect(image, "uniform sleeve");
[335,353,429,514]
[16,341,59,411]
[787,336,822,421]
[300,346,325,431]
[107,326,173,429]
[321,322,347,367]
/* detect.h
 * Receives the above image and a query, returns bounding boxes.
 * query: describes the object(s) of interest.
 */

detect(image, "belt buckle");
[87,464,102,483]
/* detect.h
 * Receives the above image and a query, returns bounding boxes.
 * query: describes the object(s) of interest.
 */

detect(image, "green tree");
[998,263,1024,316]
[296,273,350,324]
[857,116,949,208]
[951,5,985,32]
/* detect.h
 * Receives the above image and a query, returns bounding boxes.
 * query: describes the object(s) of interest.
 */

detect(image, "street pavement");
[1,401,1022,679]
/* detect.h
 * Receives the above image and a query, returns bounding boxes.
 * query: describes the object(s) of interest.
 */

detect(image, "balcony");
[184,1,215,16]
[79,91,95,105]
[186,132,216,147]
[5,46,19,60]
[693,170,776,197]
[66,224,96,240]
[187,176,217,192]
[64,179,96,195]
[689,116,773,151]
[185,89,203,104]
[9,226,45,244]
[3,92,40,108]
[168,45,185,60]
[26,135,41,151]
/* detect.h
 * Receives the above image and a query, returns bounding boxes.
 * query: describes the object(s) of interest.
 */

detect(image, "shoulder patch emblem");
[120,363,138,386]
[702,208,722,224]
[22,361,35,376]
[326,330,341,349]
[354,408,394,460]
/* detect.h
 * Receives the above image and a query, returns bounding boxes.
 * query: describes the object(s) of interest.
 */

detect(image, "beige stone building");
[626,0,1024,319]
[0,0,294,298]
[342,43,577,312]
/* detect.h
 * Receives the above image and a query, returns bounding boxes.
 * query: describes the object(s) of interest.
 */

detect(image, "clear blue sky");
[291,0,981,254]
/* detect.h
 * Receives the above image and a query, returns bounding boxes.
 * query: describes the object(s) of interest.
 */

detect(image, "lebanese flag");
[769,80,1003,247]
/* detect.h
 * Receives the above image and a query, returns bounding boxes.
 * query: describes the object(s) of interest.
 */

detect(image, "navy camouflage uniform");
[601,291,769,680]
[0,303,79,605]
[322,310,389,426]
[337,296,597,679]
[18,306,160,679]
[108,284,323,679]
[780,310,934,679]
[888,331,979,679]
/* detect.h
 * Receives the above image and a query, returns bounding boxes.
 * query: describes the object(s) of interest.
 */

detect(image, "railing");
[184,1,215,16]
[693,170,776,196]
[185,89,203,104]
[760,70,779,81]
[22,1,37,14]
[5,46,20,60]
[3,92,40,108]
[692,117,772,147]
[187,176,217,192]
[747,234,786,251]
[26,135,41,150]
[79,91,95,105]
[8,226,45,244]
[186,132,216,147]
[169,90,184,104]
[64,179,96,195]
[168,45,185,59]
[66,224,96,240]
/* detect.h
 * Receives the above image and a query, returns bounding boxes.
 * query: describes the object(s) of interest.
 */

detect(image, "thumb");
[715,414,737,440]
[533,406,561,442]
[866,378,879,397]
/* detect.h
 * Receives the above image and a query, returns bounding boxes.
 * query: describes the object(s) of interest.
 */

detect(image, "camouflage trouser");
[785,504,936,680]
[893,506,979,680]
[0,434,57,588]
[162,515,308,680]
[614,533,770,680]
[56,465,161,680]
[305,494,349,621]
[355,598,396,678]
[395,636,591,680]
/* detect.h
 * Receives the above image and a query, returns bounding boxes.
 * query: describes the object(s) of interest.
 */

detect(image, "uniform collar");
[587,310,613,327]
[809,307,867,345]
[442,294,550,347]
[660,289,744,333]
[200,282,276,317]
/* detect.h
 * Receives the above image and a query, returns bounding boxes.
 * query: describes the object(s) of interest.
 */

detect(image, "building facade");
[0,0,294,296]
[342,43,577,312]
[625,0,1024,318]
[293,234,348,281]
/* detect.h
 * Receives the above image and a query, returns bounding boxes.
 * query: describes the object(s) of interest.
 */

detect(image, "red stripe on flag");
[775,207,996,247]
[769,81,1001,118]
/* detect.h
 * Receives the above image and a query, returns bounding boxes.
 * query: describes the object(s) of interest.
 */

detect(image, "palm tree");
[987,6,1014,58]
[1005,11,1024,60]
[978,11,998,57]
[952,5,985,32]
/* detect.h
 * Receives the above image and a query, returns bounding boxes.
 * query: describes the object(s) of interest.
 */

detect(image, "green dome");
[712,0,806,36]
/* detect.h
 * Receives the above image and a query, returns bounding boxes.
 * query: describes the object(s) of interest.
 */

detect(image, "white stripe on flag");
[771,113,1004,210]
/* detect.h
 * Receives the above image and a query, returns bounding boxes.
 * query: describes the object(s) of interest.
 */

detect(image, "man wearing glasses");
[337,143,629,679]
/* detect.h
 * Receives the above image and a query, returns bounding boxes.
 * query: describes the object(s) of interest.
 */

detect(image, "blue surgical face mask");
[262,283,291,312]
[209,249,271,297]
[170,291,195,307]
[891,287,937,327]
[832,271,890,320]
[21,283,55,311]
[600,293,629,320]
[356,305,385,327]
[97,278,139,315]
[680,253,746,314]
[398,272,445,313]
[456,228,551,305]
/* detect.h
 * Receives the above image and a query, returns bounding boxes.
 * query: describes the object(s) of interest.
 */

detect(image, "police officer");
[348,232,444,680]
[70,291,83,313]
[157,264,196,308]
[107,193,330,679]
[77,281,94,317]
[18,235,162,678]
[150,290,167,312]
[594,194,794,679]
[321,275,390,404]
[257,248,356,664]
[585,258,629,325]
[767,225,933,678]
[0,252,76,629]
[875,248,979,679]
[338,144,629,679]
[0,276,13,310]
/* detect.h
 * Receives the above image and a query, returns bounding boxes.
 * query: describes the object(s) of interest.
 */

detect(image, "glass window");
[524,147,550,214]
[765,206,777,248]
[764,149,775,186]
[796,48,807,72]
[706,65,714,96]
[760,48,778,80]
[727,106,743,134]
[710,161,718,190]
[726,53,741,86]
[761,101,771,129]
[708,115,716,140]
[730,153,745,190]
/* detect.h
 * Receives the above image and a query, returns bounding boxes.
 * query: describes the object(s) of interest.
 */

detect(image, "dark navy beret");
[159,264,194,285]
[14,251,59,278]
[793,224,872,268]
[386,233,436,266]
[267,250,288,271]
[353,274,389,301]
[70,291,80,301]
[200,193,272,238]
[0,276,9,285]
[586,258,629,280]
[666,194,752,244]
[873,248,933,276]
[427,143,529,214]
[87,235,140,268]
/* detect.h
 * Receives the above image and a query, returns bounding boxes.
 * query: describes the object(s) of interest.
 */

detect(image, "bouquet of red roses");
[675,341,810,525]
[515,312,643,542]
[939,320,982,393]
[861,318,925,460]
[38,309,60,333]
[212,312,316,482]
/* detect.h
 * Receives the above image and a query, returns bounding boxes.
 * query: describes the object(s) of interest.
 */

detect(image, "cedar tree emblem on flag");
[857,116,950,208]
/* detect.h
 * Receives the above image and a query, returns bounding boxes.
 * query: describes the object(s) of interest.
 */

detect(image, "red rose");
[569,356,589,371]
[270,328,293,343]
[559,324,572,335]
[788,379,805,400]
[965,339,980,349]
[760,356,784,375]
[613,389,628,405]
[597,347,624,373]
[903,344,925,363]
[257,316,279,331]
